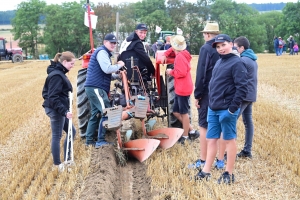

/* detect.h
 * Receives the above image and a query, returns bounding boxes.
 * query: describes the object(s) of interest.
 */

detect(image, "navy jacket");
[194,38,219,99]
[84,46,112,93]
[209,53,248,113]
[42,61,72,116]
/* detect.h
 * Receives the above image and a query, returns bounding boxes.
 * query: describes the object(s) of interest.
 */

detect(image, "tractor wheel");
[77,68,91,138]
[12,54,23,63]
[166,65,191,128]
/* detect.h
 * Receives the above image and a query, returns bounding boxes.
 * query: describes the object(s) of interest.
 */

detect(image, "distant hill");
[248,3,286,12]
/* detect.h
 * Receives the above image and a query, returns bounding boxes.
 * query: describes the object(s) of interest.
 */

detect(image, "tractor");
[76,0,188,163]
[156,31,175,50]
[0,37,23,63]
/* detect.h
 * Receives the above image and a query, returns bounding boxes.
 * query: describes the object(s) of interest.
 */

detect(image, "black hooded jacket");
[194,37,219,99]
[42,60,73,116]
[118,32,155,80]
[209,53,248,113]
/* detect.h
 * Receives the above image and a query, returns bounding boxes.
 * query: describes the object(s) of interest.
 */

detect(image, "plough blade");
[123,139,160,162]
[147,127,183,149]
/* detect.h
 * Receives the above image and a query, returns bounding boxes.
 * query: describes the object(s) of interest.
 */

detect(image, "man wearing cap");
[190,22,221,170]
[84,33,125,148]
[195,34,248,184]
[118,23,155,83]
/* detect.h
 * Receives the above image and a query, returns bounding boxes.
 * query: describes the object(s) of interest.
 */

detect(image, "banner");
[155,25,162,33]
[177,27,183,35]
[84,11,98,29]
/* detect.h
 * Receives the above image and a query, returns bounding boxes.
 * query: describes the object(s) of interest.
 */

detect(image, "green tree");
[94,2,117,45]
[117,3,137,41]
[11,0,46,58]
[182,1,215,54]
[43,2,92,58]
[279,2,300,44]
[134,0,172,43]
[258,11,283,53]
[210,0,266,52]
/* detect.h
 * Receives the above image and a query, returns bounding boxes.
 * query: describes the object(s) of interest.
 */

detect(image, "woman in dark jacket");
[42,51,76,172]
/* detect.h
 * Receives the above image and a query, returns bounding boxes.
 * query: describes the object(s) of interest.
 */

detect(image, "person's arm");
[48,75,69,116]
[97,50,122,74]
[228,62,248,113]
[194,47,209,100]
[163,47,176,57]
[134,42,155,76]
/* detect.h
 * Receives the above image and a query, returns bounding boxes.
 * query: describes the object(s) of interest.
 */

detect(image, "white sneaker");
[53,163,65,172]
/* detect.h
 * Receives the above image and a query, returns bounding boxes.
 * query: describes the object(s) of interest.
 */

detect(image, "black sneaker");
[237,150,252,159]
[195,170,211,181]
[188,130,200,141]
[217,171,235,184]
[177,136,187,145]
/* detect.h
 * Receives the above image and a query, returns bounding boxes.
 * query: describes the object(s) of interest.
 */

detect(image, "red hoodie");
[164,48,193,96]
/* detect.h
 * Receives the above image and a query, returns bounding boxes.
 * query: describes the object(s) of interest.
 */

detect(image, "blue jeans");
[279,48,283,55]
[45,107,76,165]
[275,47,279,56]
[237,101,254,152]
[85,87,111,144]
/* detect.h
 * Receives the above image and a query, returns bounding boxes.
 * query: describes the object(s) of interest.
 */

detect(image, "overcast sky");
[0,0,297,11]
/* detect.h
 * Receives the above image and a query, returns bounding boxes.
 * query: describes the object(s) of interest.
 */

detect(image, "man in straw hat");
[189,22,223,170]
[161,35,199,144]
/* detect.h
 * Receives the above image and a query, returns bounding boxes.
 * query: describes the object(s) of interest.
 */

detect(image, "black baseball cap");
[212,34,232,48]
[104,33,118,43]
[136,23,148,31]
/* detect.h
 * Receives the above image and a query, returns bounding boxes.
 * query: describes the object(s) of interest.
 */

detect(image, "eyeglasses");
[110,42,117,45]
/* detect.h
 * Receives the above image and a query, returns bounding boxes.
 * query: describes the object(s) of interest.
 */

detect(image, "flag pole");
[87,0,94,53]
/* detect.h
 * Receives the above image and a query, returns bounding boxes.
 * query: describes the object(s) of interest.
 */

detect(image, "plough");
[102,56,183,163]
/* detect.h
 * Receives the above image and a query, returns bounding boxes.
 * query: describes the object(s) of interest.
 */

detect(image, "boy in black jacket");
[195,34,248,184]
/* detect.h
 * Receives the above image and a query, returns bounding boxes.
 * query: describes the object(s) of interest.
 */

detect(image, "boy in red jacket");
[162,35,198,144]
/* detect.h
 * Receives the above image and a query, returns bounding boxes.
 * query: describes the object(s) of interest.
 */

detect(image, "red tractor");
[0,37,23,63]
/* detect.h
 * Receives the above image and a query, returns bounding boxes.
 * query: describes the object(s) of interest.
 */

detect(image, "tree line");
[7,0,300,58]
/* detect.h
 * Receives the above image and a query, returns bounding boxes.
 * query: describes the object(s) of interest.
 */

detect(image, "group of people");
[42,22,258,184]
[163,22,257,185]
[151,37,172,58]
[191,22,257,184]
[274,35,298,56]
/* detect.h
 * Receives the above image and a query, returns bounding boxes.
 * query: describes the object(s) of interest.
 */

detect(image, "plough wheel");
[123,139,160,162]
[147,127,183,149]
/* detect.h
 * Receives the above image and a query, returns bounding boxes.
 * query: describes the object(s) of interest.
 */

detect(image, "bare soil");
[80,145,153,200]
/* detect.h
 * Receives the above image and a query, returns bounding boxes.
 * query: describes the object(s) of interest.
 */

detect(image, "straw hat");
[201,22,220,34]
[170,35,186,51]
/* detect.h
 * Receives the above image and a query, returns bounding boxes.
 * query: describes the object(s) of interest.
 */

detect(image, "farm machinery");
[77,52,185,162]
[76,0,190,163]
[0,37,23,63]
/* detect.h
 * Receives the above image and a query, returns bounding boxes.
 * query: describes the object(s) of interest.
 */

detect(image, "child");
[293,42,299,55]
[195,34,248,184]
[161,35,199,144]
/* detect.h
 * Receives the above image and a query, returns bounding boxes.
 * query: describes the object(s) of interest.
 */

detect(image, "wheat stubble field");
[0,54,299,200]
